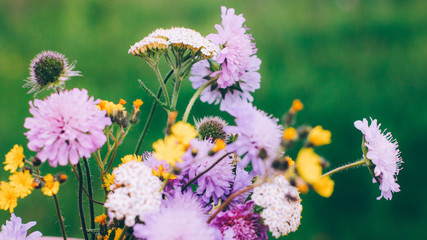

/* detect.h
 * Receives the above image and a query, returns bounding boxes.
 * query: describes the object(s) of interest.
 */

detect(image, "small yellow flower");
[153,135,185,166]
[171,121,197,145]
[283,127,298,141]
[133,99,143,110]
[284,156,295,167]
[4,145,25,173]
[95,214,107,225]
[152,164,177,180]
[9,171,34,198]
[291,99,304,113]
[0,181,19,213]
[121,154,142,164]
[211,139,226,153]
[119,99,127,105]
[102,173,115,191]
[308,126,331,146]
[42,174,60,196]
[296,148,322,184]
[98,100,125,115]
[311,175,335,198]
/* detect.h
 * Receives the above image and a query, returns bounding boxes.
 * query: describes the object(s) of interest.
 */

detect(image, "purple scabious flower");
[354,118,403,200]
[229,167,254,208]
[211,201,268,240]
[24,88,111,167]
[179,139,235,205]
[0,213,42,240]
[189,6,261,111]
[225,103,283,176]
[133,190,220,240]
[142,151,182,193]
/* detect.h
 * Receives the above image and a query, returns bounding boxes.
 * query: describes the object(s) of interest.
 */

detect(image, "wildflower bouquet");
[0,6,403,240]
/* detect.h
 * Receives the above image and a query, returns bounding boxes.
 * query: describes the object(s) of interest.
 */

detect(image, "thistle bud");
[195,116,228,142]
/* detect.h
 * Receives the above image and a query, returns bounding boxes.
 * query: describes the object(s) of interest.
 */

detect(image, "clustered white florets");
[129,27,218,58]
[104,161,162,227]
[251,175,302,238]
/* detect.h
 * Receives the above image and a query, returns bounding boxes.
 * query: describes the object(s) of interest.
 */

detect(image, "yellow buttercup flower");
[102,173,115,191]
[170,121,197,145]
[308,126,331,146]
[0,181,19,213]
[296,148,322,184]
[311,176,335,198]
[4,145,25,173]
[152,164,177,180]
[153,135,185,166]
[9,171,34,198]
[121,154,142,164]
[283,127,298,141]
[42,174,60,196]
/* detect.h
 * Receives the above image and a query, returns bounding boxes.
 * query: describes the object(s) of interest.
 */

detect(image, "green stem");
[159,171,172,192]
[117,226,128,240]
[134,69,174,155]
[104,127,121,175]
[53,194,67,240]
[76,163,89,240]
[154,64,170,107]
[182,152,233,191]
[322,159,366,177]
[182,78,216,123]
[83,157,95,240]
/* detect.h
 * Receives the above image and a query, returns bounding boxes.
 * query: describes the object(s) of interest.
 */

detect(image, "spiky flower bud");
[195,116,228,142]
[24,51,81,94]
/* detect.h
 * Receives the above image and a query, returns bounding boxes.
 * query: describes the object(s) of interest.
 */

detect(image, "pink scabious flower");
[354,118,403,200]
[225,103,283,176]
[189,6,261,110]
[211,201,268,240]
[133,190,220,240]
[0,213,42,240]
[179,139,235,205]
[24,88,111,167]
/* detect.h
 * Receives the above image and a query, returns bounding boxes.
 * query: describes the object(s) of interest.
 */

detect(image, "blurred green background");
[0,0,426,239]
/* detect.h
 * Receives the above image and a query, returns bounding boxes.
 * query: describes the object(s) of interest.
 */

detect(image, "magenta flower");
[354,118,403,200]
[24,88,111,167]
[211,201,267,240]
[0,213,42,240]
[189,6,261,110]
[225,103,283,176]
[133,191,220,240]
[179,139,235,205]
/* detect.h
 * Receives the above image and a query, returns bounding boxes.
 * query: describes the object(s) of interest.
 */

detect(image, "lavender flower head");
[0,213,42,240]
[133,190,220,240]
[354,118,403,200]
[180,139,235,205]
[225,103,283,176]
[189,6,261,110]
[24,88,111,167]
[211,201,268,240]
[229,166,254,208]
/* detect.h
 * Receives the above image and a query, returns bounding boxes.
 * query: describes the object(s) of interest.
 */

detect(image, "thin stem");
[154,64,170,107]
[134,69,174,155]
[70,165,104,206]
[207,182,263,223]
[77,163,89,240]
[138,80,168,109]
[53,194,67,240]
[322,159,366,177]
[182,78,216,123]
[117,226,128,240]
[103,127,122,175]
[83,157,95,240]
[182,152,233,191]
[159,171,172,192]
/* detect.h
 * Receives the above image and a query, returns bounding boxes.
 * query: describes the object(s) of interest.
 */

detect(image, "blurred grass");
[0,0,426,239]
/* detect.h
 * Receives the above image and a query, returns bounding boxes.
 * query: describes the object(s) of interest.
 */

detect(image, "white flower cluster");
[129,27,218,58]
[251,175,302,238]
[104,161,162,227]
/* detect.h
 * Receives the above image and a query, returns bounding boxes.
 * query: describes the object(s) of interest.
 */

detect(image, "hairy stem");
[53,194,67,240]
[77,163,89,240]
[83,157,95,240]
[322,159,366,177]
[182,78,216,123]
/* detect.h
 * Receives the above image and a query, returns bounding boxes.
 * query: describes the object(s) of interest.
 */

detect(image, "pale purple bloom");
[24,88,111,167]
[354,118,403,200]
[225,103,283,176]
[142,151,182,192]
[179,139,235,205]
[211,201,268,240]
[229,167,254,208]
[133,190,220,240]
[0,213,42,240]
[189,6,261,110]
